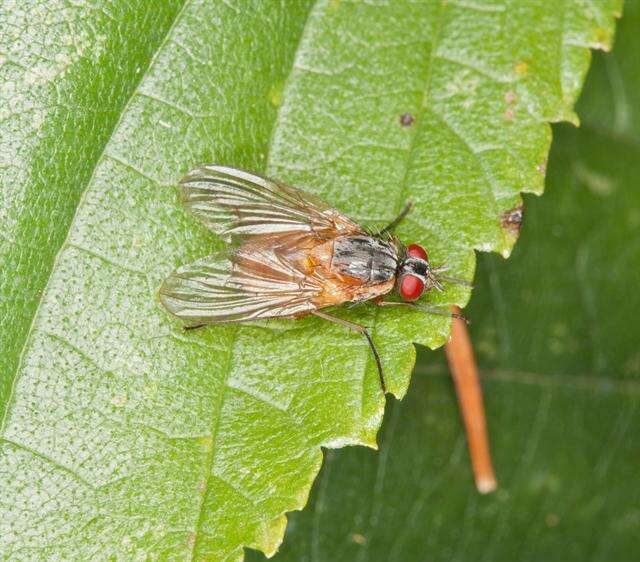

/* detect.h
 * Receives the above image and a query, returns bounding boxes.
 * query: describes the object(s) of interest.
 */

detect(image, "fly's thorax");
[330,235,399,285]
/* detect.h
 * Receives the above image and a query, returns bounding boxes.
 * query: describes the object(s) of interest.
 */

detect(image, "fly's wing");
[159,242,324,326]
[179,165,361,240]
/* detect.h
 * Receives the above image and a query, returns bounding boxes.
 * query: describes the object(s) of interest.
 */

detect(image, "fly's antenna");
[430,265,473,287]
[428,265,473,291]
[427,264,472,290]
[438,274,473,288]
[429,274,445,292]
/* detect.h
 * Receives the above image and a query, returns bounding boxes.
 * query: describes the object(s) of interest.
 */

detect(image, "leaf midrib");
[352,5,452,555]
[0,0,190,436]
[361,0,447,409]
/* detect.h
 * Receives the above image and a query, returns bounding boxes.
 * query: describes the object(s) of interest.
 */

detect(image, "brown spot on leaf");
[399,113,415,127]
[514,61,529,75]
[500,204,524,235]
[504,90,517,104]
[503,108,515,121]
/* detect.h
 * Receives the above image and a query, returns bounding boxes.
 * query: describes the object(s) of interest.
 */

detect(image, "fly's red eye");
[407,244,428,261]
[400,274,424,301]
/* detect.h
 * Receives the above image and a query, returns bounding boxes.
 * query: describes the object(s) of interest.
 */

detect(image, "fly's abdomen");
[331,235,399,285]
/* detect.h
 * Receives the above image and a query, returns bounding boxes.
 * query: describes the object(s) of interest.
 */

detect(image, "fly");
[159,166,470,393]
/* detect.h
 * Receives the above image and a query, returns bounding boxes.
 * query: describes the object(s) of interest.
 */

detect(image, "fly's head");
[397,244,448,301]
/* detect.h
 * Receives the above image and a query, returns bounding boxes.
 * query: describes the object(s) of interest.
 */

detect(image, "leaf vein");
[0,0,191,439]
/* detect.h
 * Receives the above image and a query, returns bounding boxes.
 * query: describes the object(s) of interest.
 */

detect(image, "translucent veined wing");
[159,239,325,326]
[179,165,361,240]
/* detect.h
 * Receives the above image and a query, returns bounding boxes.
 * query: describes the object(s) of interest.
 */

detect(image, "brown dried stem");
[445,306,497,494]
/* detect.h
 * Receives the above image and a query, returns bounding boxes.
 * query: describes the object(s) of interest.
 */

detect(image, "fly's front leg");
[376,300,468,322]
[312,310,386,394]
[379,200,413,234]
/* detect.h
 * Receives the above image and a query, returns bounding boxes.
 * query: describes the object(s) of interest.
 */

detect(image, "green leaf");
[0,1,621,559]
[248,5,640,561]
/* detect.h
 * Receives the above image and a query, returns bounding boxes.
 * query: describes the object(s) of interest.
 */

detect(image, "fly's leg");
[379,200,413,234]
[376,300,468,323]
[312,310,386,394]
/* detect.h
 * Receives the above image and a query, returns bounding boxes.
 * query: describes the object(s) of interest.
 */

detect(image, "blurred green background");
[249,2,640,561]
